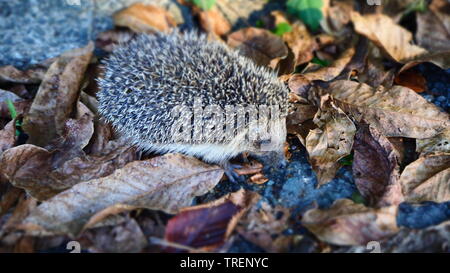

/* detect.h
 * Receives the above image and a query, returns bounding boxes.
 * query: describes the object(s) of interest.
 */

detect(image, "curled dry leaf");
[416,128,450,156]
[302,199,399,246]
[399,51,450,72]
[394,69,426,93]
[353,124,404,207]
[22,42,94,147]
[237,201,293,252]
[325,80,450,139]
[0,65,46,84]
[350,12,427,62]
[305,95,356,186]
[1,108,134,202]
[400,153,450,203]
[113,3,176,33]
[288,46,355,98]
[416,0,450,52]
[227,27,288,67]
[164,189,259,252]
[18,154,224,237]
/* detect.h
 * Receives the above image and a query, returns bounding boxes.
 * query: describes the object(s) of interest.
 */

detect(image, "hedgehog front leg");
[221,161,244,183]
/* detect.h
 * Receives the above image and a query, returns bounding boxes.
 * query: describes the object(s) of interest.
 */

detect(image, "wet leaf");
[164,189,258,252]
[351,12,427,62]
[400,153,450,203]
[305,95,356,186]
[353,124,404,207]
[22,43,94,147]
[325,80,450,138]
[302,199,399,246]
[113,3,177,33]
[227,27,288,67]
[19,154,224,237]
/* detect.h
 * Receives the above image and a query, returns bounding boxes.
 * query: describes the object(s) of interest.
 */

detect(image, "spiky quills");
[97,30,288,149]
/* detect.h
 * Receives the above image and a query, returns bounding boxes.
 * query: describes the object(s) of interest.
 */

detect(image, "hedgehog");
[97,30,289,180]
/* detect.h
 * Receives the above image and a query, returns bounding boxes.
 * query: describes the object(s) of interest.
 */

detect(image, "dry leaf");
[353,124,404,207]
[18,154,224,237]
[0,120,16,156]
[325,80,450,139]
[164,189,259,252]
[400,153,450,203]
[288,47,355,97]
[198,8,231,37]
[416,128,450,156]
[302,199,399,246]
[227,27,288,67]
[237,202,293,252]
[271,11,317,66]
[351,12,427,62]
[113,3,176,33]
[394,69,427,93]
[305,95,356,186]
[416,0,450,52]
[22,43,94,147]
[399,51,450,72]
[0,65,46,84]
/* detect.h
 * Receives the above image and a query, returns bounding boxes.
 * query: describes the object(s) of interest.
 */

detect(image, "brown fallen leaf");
[305,95,356,186]
[288,46,355,98]
[0,142,137,201]
[0,120,16,157]
[227,27,288,67]
[400,153,450,203]
[164,189,259,252]
[113,3,176,33]
[322,0,353,35]
[351,11,427,62]
[399,51,450,72]
[249,173,269,184]
[197,7,231,37]
[416,0,450,52]
[234,161,263,176]
[81,216,147,253]
[302,199,399,246]
[0,65,46,84]
[324,80,450,139]
[394,69,427,93]
[353,124,404,207]
[271,11,317,66]
[0,100,31,120]
[22,42,94,147]
[18,153,224,237]
[237,201,293,252]
[416,128,450,156]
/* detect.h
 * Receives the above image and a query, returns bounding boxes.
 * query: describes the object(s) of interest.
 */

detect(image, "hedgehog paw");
[223,163,243,183]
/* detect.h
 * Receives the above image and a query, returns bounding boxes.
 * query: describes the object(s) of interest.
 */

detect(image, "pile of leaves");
[0,0,449,252]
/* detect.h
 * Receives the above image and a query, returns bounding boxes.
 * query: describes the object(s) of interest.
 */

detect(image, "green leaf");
[311,56,330,67]
[6,99,17,120]
[350,191,365,204]
[191,0,217,11]
[286,0,323,31]
[272,22,293,36]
